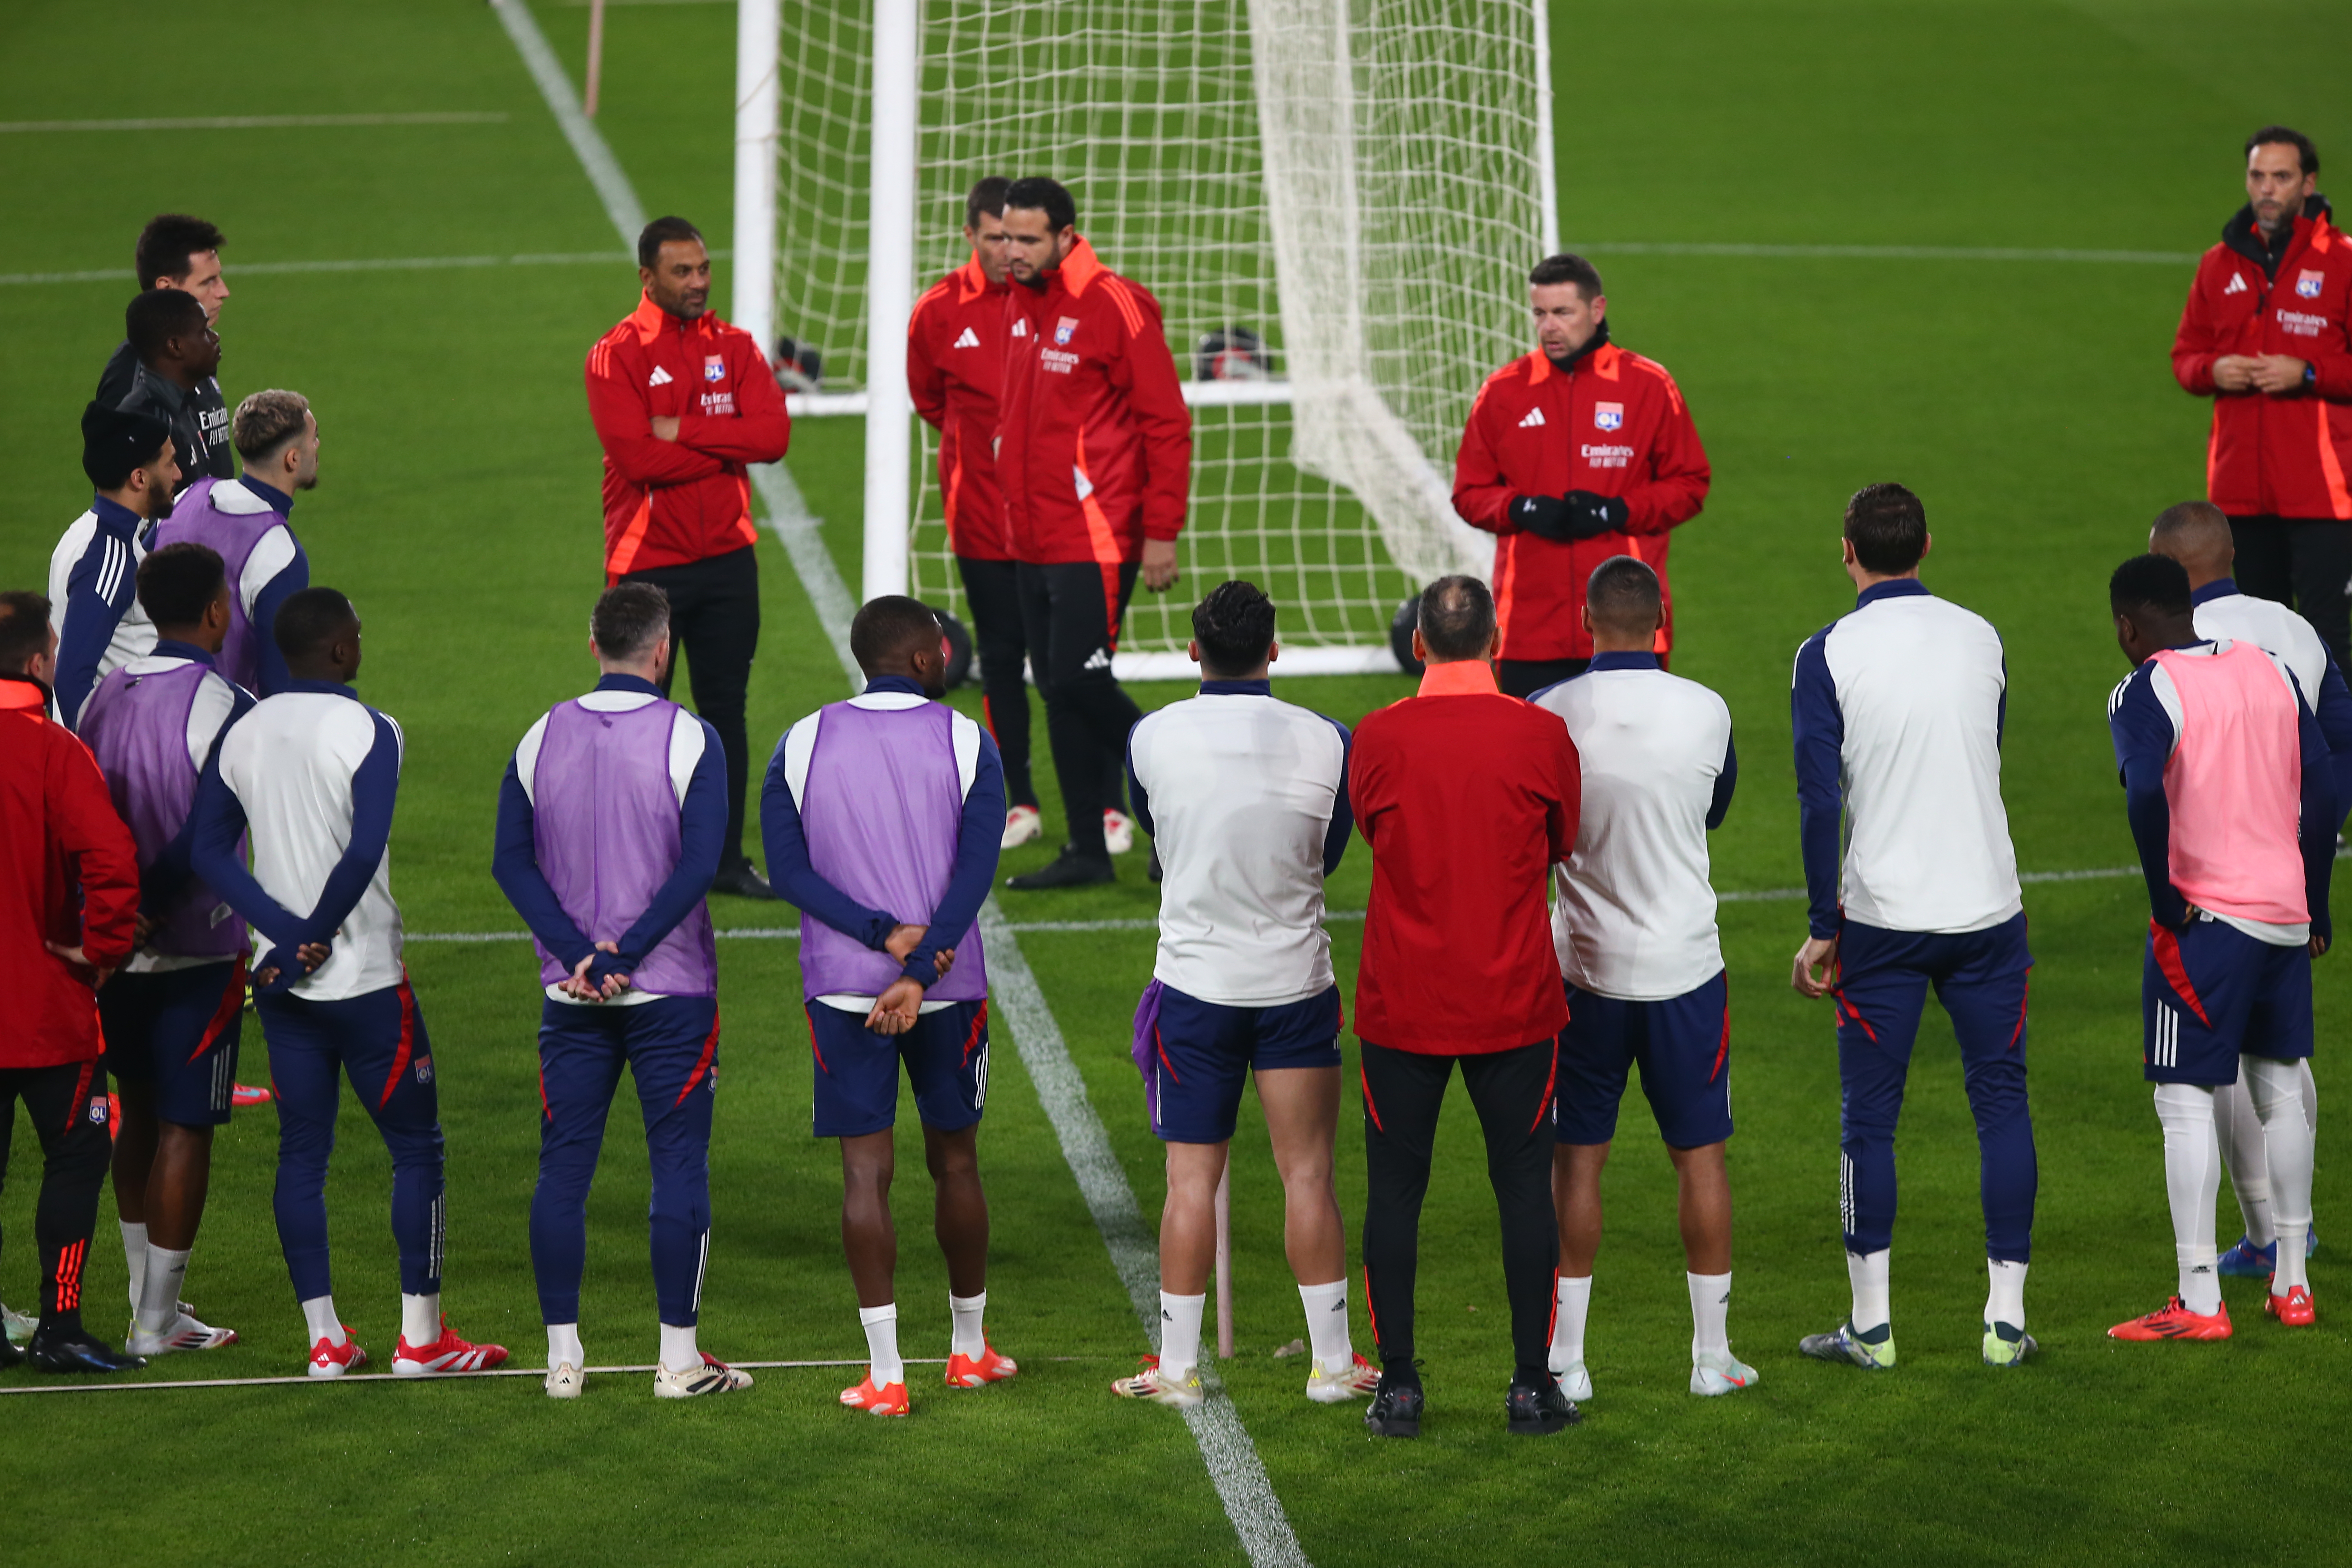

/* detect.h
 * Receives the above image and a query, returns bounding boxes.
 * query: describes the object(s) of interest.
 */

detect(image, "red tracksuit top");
[2173,200,2352,520]
[1453,332,1710,662]
[1349,660,1580,1054]
[585,294,793,581]
[0,676,138,1069]
[909,255,1014,561]
[996,238,1192,566]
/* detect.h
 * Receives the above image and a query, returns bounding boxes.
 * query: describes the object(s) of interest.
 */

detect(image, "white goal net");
[766,0,1554,660]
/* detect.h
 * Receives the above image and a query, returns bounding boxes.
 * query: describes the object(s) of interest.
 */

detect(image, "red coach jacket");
[585,294,793,581]
[910,254,1014,561]
[2173,198,2352,521]
[996,237,1192,568]
[1349,660,1579,1054]
[0,675,137,1069]
[1453,328,1710,662]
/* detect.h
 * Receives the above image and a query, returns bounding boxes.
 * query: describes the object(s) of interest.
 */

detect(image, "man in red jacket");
[586,216,793,898]
[1453,254,1710,697]
[995,177,1193,889]
[2173,127,2352,670]
[0,592,145,1374]
[1349,575,1582,1438]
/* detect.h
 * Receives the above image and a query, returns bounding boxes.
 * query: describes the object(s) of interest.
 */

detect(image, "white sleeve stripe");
[2146,664,2185,755]
[782,712,822,809]
[514,713,552,806]
[186,674,239,773]
[668,707,706,807]
[951,711,981,800]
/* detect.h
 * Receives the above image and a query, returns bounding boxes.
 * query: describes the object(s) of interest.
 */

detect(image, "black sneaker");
[1362,1370,1423,1437]
[1005,846,1116,891]
[1505,1373,1579,1435]
[711,858,778,901]
[27,1326,146,1374]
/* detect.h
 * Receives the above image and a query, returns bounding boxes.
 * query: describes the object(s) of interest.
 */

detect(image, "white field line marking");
[0,113,509,133]
[0,253,627,288]
[1574,240,2200,266]
[496,7,1307,1560]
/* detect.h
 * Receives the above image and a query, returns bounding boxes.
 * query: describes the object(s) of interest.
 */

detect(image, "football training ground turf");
[7,2,2352,1562]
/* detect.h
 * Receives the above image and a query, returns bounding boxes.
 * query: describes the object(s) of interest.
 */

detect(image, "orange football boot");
[840,1371,911,1415]
[2108,1295,2233,1341]
[2265,1283,2317,1327]
[943,1343,1019,1387]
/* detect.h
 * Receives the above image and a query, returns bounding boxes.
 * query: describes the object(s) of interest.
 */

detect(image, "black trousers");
[956,556,1038,810]
[0,1059,112,1333]
[1497,657,1590,699]
[2230,515,2352,671]
[1359,1038,1559,1381]
[1016,560,1142,857]
[622,546,760,864]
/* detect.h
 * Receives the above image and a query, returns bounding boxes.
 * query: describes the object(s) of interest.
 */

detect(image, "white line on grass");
[493,6,1309,1561]
[0,253,632,288]
[1574,240,2200,265]
[0,113,509,133]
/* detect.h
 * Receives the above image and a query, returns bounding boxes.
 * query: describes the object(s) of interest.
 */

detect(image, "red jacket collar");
[956,254,1004,299]
[1050,235,1104,299]
[628,291,715,345]
[1416,659,1501,698]
[0,674,49,713]
[1526,339,1620,386]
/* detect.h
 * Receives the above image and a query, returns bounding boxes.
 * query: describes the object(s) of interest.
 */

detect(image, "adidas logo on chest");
[953,327,981,349]
[1518,406,1546,428]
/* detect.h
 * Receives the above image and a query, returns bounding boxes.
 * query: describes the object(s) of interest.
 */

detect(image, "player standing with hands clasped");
[1790,485,2039,1371]
[1526,556,1751,1400]
[2104,554,2333,1340]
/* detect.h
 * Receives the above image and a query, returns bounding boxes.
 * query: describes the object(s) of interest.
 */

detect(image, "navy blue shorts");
[99,960,245,1127]
[1133,981,1344,1144]
[1554,971,1731,1148]
[806,1000,990,1137]
[2145,916,2313,1085]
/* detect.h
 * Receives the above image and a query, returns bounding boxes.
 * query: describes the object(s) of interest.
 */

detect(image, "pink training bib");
[2153,641,2308,925]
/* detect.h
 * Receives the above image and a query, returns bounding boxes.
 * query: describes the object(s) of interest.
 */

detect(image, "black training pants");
[622,546,760,864]
[1016,560,1142,857]
[0,1059,112,1333]
[1497,657,1590,699]
[1359,1038,1559,1382]
[956,556,1038,810]
[2230,515,2352,671]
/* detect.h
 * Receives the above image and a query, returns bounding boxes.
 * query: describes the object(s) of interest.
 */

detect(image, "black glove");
[1562,490,1630,539]
[1510,493,1576,542]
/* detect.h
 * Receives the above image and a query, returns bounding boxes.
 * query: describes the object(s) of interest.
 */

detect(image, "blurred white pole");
[861,0,918,603]
[731,0,781,358]
[1214,1164,1235,1359]
[1530,0,1560,254]
[583,0,607,118]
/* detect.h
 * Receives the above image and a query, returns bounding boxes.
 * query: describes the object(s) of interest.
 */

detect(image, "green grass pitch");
[5,0,2352,1561]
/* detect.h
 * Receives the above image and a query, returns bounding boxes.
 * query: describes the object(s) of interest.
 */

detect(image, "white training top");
[216,690,406,1000]
[2193,590,2331,706]
[1532,663,1731,1000]
[1127,688,1348,1007]
[48,507,155,686]
[118,653,245,976]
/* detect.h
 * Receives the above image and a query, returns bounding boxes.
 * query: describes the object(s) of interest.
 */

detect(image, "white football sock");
[858,1302,904,1386]
[2214,1079,2276,1246]
[300,1295,346,1348]
[2155,1082,2223,1314]
[2247,1055,2314,1294]
[546,1323,584,1370]
[1687,1271,1731,1361]
[1157,1290,1205,1382]
[1298,1278,1351,1375]
[1846,1249,1891,1337]
[950,1291,988,1360]
[659,1321,699,1371]
[136,1246,190,1335]
[1984,1258,2027,1333]
[401,1291,441,1348]
[120,1220,148,1313]
[1549,1275,1592,1372]
[2302,1056,2319,1133]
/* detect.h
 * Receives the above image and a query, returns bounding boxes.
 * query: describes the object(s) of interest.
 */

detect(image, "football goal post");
[736,0,1557,677]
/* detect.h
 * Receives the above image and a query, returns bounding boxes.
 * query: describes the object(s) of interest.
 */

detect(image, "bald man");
[2150,500,2343,1281]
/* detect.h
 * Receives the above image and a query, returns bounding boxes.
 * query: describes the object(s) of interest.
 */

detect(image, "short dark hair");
[274,586,357,661]
[1003,177,1078,233]
[637,216,705,270]
[137,543,227,630]
[1585,555,1661,631]
[1529,253,1604,299]
[591,582,670,660]
[849,594,942,676]
[1843,483,1929,575]
[126,288,206,364]
[0,591,52,674]
[1417,575,1496,662]
[1191,580,1276,677]
[2247,125,2319,177]
[2110,553,2193,618]
[135,214,225,289]
[965,176,1011,231]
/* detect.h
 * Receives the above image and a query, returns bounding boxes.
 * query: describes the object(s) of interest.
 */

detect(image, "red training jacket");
[585,294,793,581]
[996,237,1192,572]
[0,676,138,1069]
[910,255,1014,561]
[1349,660,1579,1054]
[1452,333,1710,662]
[2173,200,2352,521]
